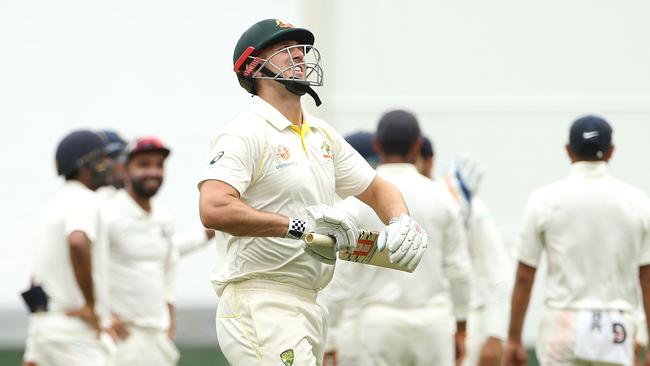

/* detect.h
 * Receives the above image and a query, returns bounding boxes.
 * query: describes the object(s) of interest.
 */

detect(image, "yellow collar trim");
[289,119,311,155]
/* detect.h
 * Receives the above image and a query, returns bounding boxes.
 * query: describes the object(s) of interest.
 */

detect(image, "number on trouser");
[612,322,627,344]
[575,309,632,364]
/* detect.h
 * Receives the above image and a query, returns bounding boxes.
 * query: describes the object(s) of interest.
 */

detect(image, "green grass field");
[0,347,540,365]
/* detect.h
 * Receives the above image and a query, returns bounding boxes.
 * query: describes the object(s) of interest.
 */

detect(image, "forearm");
[508,262,536,341]
[356,176,407,224]
[200,193,289,237]
[68,232,95,307]
[168,303,175,329]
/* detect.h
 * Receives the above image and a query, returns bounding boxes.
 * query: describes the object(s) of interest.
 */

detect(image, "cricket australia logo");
[321,141,333,160]
[275,144,297,170]
[280,349,294,366]
[276,144,291,161]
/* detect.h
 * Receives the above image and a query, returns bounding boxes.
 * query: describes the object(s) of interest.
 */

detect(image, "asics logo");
[582,131,599,139]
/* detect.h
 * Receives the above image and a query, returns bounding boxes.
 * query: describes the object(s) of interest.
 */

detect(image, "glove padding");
[446,154,484,223]
[304,246,337,265]
[302,205,359,264]
[377,213,428,271]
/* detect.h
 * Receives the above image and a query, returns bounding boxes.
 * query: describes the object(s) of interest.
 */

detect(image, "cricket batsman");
[198,19,429,366]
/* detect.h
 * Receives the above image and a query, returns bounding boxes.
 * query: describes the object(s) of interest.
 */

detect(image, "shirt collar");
[376,163,420,175]
[249,95,323,132]
[64,180,91,191]
[115,189,150,218]
[570,161,609,178]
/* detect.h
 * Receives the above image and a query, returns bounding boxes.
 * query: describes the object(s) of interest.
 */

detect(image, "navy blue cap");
[569,115,612,159]
[375,109,421,157]
[421,136,434,158]
[55,130,107,177]
[97,129,127,158]
[344,131,379,168]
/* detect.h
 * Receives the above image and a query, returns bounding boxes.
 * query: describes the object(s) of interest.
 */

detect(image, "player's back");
[520,161,650,310]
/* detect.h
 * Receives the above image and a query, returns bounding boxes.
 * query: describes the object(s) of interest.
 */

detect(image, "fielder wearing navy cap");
[568,115,613,160]
[55,130,108,178]
[345,131,379,168]
[375,109,421,157]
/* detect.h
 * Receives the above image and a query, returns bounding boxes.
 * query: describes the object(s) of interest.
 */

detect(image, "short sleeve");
[64,193,100,243]
[323,127,375,198]
[517,192,545,267]
[198,130,261,196]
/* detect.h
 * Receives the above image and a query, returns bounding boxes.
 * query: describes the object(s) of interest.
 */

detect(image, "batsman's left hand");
[377,213,428,271]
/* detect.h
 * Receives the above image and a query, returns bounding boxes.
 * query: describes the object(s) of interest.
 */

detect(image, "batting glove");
[286,205,359,264]
[377,213,428,271]
[446,154,484,223]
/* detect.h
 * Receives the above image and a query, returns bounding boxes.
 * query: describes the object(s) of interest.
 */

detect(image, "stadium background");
[1,0,649,364]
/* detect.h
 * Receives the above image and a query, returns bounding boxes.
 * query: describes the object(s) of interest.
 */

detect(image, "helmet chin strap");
[259,68,322,106]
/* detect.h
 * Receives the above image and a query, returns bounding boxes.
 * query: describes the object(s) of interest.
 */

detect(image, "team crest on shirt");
[275,144,297,170]
[276,144,291,161]
[321,141,333,160]
[280,349,294,365]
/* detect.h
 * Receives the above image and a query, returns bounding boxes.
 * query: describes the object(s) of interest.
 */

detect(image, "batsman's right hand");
[377,213,428,271]
[302,205,359,264]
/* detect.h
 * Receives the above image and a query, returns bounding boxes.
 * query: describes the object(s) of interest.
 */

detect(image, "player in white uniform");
[504,116,650,366]
[198,19,428,366]
[417,137,512,366]
[103,136,204,366]
[27,130,114,366]
[324,110,472,366]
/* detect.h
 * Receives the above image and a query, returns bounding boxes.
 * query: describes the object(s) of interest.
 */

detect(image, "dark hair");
[375,110,421,156]
[420,136,434,158]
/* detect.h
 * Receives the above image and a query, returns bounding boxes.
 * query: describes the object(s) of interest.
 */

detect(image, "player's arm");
[355,175,408,224]
[199,180,291,237]
[441,203,472,366]
[505,193,545,366]
[66,230,100,333]
[69,231,95,308]
[167,303,176,340]
[640,265,650,360]
[504,262,535,366]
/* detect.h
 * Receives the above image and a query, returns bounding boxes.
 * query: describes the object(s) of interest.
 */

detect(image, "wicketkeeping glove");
[377,213,428,271]
[446,154,484,224]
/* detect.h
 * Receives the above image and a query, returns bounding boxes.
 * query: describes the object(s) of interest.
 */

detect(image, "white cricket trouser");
[22,314,39,363]
[27,312,113,366]
[353,303,455,366]
[536,308,636,366]
[215,279,328,366]
[113,325,179,366]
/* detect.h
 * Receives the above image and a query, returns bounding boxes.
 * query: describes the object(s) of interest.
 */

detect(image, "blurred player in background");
[323,110,471,366]
[198,19,428,366]
[96,129,128,199]
[416,137,512,366]
[24,130,114,366]
[103,136,213,366]
[504,115,650,366]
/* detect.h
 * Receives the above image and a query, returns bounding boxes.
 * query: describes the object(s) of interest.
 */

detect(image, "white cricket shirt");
[518,161,650,311]
[33,180,109,318]
[199,96,376,295]
[466,197,512,339]
[335,164,472,318]
[103,190,178,330]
